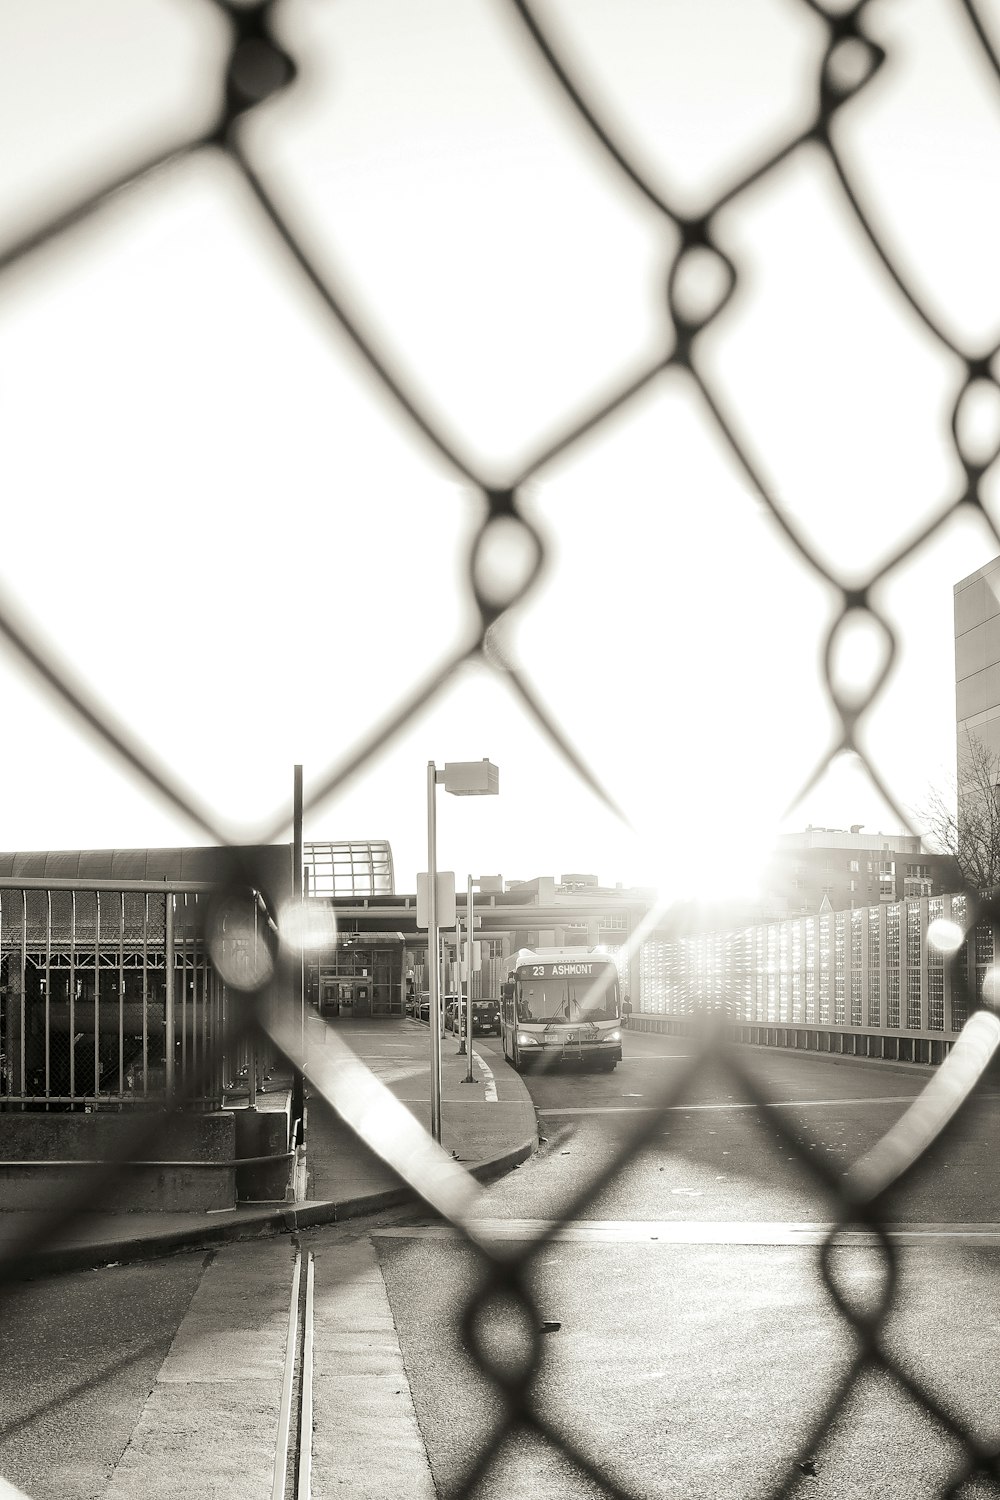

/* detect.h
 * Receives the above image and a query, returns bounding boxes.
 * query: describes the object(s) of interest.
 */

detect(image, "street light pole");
[424,758,499,1144]
[292,764,305,1139]
[466,874,475,1083]
[427,761,442,1142]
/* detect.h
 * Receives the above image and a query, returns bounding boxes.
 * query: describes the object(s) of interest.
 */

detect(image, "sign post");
[421,760,499,1142]
[465,875,475,1081]
[426,761,442,1142]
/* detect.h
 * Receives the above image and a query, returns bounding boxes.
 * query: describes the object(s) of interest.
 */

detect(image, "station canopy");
[303,841,394,898]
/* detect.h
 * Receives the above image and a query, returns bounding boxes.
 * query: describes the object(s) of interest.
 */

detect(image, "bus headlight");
[516,1032,540,1047]
[605,1030,622,1043]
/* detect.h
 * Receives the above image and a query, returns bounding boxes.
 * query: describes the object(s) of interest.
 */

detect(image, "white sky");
[1,0,999,902]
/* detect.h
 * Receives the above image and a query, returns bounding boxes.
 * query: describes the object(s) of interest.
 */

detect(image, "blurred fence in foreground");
[4,0,1000,1497]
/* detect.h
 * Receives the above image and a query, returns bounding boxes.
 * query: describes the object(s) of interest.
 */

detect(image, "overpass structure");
[312,877,653,1017]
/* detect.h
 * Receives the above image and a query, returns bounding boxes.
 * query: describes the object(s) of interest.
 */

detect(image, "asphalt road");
[367,1031,1000,1497]
[5,1032,1000,1499]
[0,1254,208,1499]
[471,1030,1000,1225]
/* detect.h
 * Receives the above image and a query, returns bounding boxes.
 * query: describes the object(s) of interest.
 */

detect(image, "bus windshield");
[516,966,619,1024]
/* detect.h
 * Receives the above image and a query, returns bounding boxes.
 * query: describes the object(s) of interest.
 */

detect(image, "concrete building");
[955,555,1000,767]
[760,827,959,915]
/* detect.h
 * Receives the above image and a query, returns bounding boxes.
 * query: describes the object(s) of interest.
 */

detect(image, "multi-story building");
[955,555,1000,768]
[759,827,959,915]
[499,873,652,953]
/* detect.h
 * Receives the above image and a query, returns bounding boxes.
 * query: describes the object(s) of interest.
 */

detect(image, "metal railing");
[4,1,1000,1496]
[0,878,275,1109]
[637,889,999,1058]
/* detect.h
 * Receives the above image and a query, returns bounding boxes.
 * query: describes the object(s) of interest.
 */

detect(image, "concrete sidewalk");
[0,1017,537,1280]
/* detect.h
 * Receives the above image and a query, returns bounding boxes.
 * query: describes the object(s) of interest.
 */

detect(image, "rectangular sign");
[517,960,613,978]
[416,871,456,929]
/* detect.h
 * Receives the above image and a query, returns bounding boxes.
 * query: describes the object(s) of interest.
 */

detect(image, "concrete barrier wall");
[628,1013,957,1066]
[0,1112,236,1212]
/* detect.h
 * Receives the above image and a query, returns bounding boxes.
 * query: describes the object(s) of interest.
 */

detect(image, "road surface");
[4,1031,1000,1498]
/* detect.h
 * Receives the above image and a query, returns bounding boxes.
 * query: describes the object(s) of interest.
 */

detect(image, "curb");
[6,1027,539,1282]
[288,1133,537,1228]
[734,1039,958,1080]
[6,1134,538,1282]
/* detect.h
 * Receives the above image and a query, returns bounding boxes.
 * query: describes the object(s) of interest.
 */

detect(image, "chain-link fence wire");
[4,0,1000,1494]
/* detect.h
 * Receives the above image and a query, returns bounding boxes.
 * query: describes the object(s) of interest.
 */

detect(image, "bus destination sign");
[518,960,614,978]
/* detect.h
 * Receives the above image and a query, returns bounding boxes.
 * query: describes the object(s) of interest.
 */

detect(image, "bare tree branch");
[917,734,1000,888]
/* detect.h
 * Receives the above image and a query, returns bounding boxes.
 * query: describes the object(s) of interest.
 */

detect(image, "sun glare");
[632,816,770,914]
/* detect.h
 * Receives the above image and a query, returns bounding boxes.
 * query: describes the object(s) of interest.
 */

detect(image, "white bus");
[500,948,623,1073]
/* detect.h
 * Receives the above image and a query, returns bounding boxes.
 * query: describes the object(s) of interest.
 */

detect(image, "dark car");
[470,999,501,1036]
[418,995,431,1022]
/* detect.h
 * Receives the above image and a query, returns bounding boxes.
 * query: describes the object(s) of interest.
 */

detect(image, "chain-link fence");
[4,0,1000,1495]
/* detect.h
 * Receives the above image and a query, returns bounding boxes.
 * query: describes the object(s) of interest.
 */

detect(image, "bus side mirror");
[501,982,514,1001]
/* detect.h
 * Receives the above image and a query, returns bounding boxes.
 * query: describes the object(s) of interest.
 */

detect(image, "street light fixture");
[426,759,500,1143]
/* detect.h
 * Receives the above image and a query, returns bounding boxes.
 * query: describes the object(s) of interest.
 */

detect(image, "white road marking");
[395,1097,526,1106]
[372,1219,1000,1247]
[539,1106,660,1114]
[537,1094,999,1116]
[471,1048,498,1101]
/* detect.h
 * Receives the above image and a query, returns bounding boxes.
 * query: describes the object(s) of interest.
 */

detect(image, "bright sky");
[1,0,999,902]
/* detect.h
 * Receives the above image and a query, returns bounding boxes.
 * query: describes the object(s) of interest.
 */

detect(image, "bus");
[500,948,623,1073]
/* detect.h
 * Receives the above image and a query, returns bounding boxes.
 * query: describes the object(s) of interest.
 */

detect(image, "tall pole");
[164,894,175,1104]
[466,874,475,1083]
[456,902,466,1057]
[427,761,442,1142]
[292,765,305,1136]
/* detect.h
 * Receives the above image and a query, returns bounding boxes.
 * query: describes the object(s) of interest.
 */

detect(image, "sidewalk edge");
[6,1133,538,1281]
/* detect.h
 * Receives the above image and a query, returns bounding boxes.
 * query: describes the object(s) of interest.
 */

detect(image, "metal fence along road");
[638,890,995,1061]
[5,1,1000,1496]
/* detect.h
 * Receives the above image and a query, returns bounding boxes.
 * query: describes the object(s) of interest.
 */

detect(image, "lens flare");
[207,905,275,992]
[927,917,964,956]
[279,898,338,953]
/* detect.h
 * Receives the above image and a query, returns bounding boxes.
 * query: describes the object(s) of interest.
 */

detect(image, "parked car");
[442,996,463,1031]
[470,999,501,1036]
[417,994,460,1024]
[445,998,501,1036]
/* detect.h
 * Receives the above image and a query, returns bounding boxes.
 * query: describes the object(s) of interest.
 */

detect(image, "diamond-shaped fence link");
[4,0,1000,1495]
